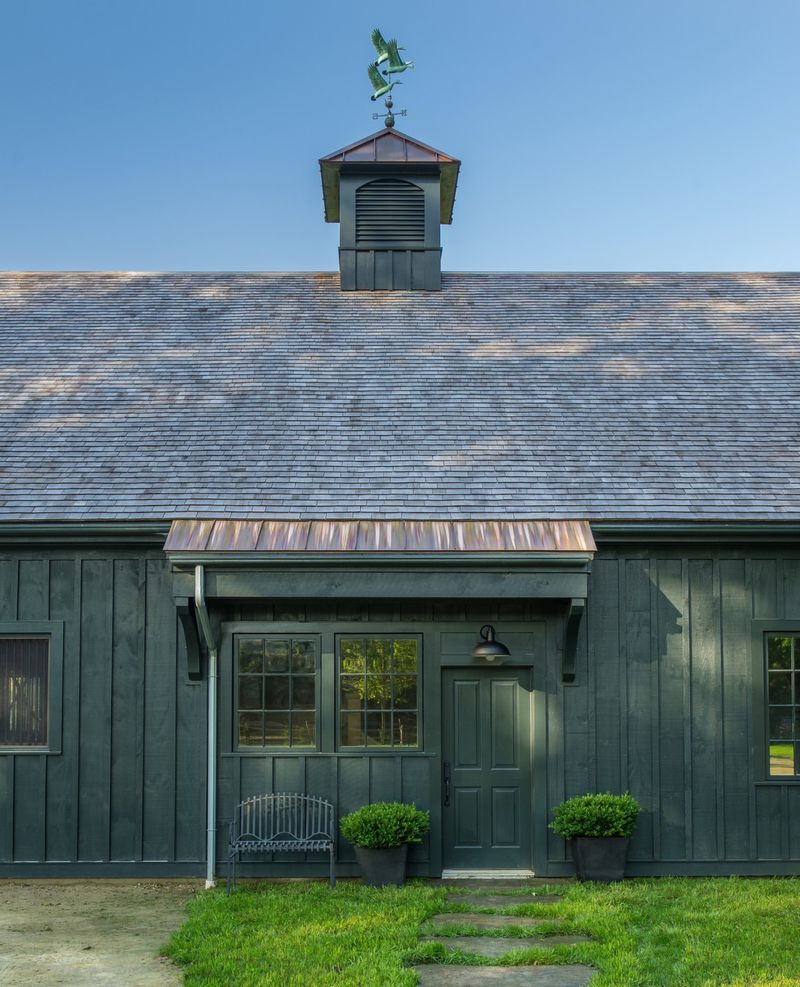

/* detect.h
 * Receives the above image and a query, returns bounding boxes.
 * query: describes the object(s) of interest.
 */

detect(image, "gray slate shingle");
[1,271,799,522]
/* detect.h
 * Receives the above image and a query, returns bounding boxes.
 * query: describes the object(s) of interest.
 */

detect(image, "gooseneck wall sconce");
[471,624,510,661]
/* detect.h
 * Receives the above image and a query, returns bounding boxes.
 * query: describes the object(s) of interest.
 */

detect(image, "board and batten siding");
[2,545,800,878]
[0,551,206,875]
[553,548,800,875]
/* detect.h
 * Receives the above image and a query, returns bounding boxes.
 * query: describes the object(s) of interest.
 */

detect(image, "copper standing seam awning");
[166,519,595,684]
[164,518,596,555]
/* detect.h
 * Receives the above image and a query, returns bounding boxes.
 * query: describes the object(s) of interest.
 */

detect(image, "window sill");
[0,747,60,756]
[222,750,437,758]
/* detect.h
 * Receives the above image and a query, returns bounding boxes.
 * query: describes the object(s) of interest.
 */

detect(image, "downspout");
[194,565,218,889]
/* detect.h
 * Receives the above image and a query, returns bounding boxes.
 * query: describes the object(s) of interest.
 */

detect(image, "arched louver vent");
[355,179,425,245]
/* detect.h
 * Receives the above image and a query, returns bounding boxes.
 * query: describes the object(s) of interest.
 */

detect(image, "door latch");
[442,760,451,807]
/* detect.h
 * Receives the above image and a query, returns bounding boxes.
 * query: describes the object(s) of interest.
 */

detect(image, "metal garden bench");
[227,792,336,893]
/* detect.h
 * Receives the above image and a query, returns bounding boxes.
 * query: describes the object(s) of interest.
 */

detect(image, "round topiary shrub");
[340,801,430,849]
[549,792,640,839]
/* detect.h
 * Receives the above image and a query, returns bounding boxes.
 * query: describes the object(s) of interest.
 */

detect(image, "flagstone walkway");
[413,882,596,986]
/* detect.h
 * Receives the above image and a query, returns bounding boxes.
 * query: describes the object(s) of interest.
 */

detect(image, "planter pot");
[571,836,629,883]
[353,843,409,887]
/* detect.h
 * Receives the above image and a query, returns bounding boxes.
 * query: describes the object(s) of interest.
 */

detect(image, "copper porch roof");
[164,519,596,554]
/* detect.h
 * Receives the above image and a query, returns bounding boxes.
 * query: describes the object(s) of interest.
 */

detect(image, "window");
[236,636,318,749]
[338,636,420,748]
[0,637,49,748]
[766,635,800,777]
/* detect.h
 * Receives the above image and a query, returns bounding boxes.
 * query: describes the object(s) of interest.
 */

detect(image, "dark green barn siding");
[0,550,206,875]
[554,548,800,875]
[3,544,800,878]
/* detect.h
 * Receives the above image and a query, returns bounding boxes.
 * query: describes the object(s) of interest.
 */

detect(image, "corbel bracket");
[176,596,203,681]
[563,597,586,684]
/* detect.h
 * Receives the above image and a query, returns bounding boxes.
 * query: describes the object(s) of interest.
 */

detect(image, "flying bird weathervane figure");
[368,28,413,128]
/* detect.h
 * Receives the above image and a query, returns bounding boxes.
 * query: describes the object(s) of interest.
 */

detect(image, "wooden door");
[441,667,532,870]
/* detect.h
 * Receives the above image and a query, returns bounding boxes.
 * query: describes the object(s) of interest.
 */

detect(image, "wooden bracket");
[175,596,203,681]
[563,597,586,684]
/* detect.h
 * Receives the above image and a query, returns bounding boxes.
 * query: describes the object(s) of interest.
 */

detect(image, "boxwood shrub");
[340,801,430,849]
[549,792,640,839]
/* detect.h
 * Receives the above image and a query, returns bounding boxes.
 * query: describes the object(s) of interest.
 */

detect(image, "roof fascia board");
[592,522,800,544]
[166,551,594,569]
[0,521,171,547]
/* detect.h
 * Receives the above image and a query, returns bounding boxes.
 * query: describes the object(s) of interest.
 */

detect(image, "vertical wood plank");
[78,559,113,861]
[338,756,369,862]
[13,754,46,860]
[657,558,687,860]
[752,559,778,618]
[545,614,567,863]
[782,558,800,617]
[0,757,13,861]
[46,559,78,861]
[175,624,206,863]
[625,558,655,860]
[17,560,49,620]
[0,558,19,619]
[110,559,145,861]
[688,559,720,860]
[402,756,430,864]
[787,786,800,859]
[142,560,176,861]
[720,559,752,859]
[369,756,396,804]
[590,559,621,792]
[755,786,782,859]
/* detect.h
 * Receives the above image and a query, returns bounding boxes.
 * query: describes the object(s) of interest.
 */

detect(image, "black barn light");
[471,624,510,661]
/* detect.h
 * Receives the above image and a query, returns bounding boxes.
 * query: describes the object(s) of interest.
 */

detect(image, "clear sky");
[1,0,798,271]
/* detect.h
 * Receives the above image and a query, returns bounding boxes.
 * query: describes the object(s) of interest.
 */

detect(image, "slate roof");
[1,271,799,522]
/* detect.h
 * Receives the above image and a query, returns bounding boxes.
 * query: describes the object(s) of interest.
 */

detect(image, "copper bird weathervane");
[368,28,413,128]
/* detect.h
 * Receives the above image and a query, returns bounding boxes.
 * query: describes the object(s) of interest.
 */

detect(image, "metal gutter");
[194,565,218,890]
[166,551,595,569]
[0,521,170,546]
[592,522,800,544]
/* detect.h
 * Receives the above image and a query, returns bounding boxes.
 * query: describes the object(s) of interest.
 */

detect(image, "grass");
[163,877,800,987]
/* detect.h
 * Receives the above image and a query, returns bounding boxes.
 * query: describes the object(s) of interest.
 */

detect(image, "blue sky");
[1,1,798,271]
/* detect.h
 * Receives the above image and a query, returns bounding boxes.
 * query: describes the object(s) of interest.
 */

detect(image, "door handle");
[442,760,451,807]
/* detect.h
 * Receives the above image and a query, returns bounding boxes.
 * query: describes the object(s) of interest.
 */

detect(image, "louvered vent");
[355,179,425,244]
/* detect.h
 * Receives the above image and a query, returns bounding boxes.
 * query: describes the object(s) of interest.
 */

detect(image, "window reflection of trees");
[339,637,419,748]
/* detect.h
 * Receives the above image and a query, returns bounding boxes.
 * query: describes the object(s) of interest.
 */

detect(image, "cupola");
[319,128,460,291]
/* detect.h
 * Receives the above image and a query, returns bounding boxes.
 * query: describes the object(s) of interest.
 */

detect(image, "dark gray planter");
[571,836,629,883]
[353,843,409,887]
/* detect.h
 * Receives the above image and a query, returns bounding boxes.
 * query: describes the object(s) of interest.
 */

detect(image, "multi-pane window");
[766,635,800,777]
[0,638,49,748]
[339,637,419,748]
[237,636,318,749]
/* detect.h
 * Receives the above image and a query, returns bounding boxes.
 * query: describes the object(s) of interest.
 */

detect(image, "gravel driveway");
[0,880,199,986]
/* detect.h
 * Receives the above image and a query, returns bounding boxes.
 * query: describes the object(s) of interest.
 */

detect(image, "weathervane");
[368,28,413,128]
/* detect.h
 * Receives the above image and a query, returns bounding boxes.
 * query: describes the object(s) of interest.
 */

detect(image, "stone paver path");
[413,966,596,986]
[420,935,592,956]
[432,913,560,930]
[450,894,563,907]
[415,881,596,986]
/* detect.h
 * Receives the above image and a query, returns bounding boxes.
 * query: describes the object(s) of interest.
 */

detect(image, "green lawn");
[163,878,800,987]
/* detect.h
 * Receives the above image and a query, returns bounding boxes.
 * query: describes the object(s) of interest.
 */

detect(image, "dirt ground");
[0,880,200,986]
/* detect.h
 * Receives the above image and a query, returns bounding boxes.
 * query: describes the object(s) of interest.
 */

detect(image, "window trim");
[0,621,64,755]
[752,619,800,783]
[233,632,321,752]
[335,633,423,752]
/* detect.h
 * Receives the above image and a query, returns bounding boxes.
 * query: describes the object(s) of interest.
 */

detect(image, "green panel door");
[441,667,532,871]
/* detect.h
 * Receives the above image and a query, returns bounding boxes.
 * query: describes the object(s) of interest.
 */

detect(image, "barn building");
[1,127,799,883]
